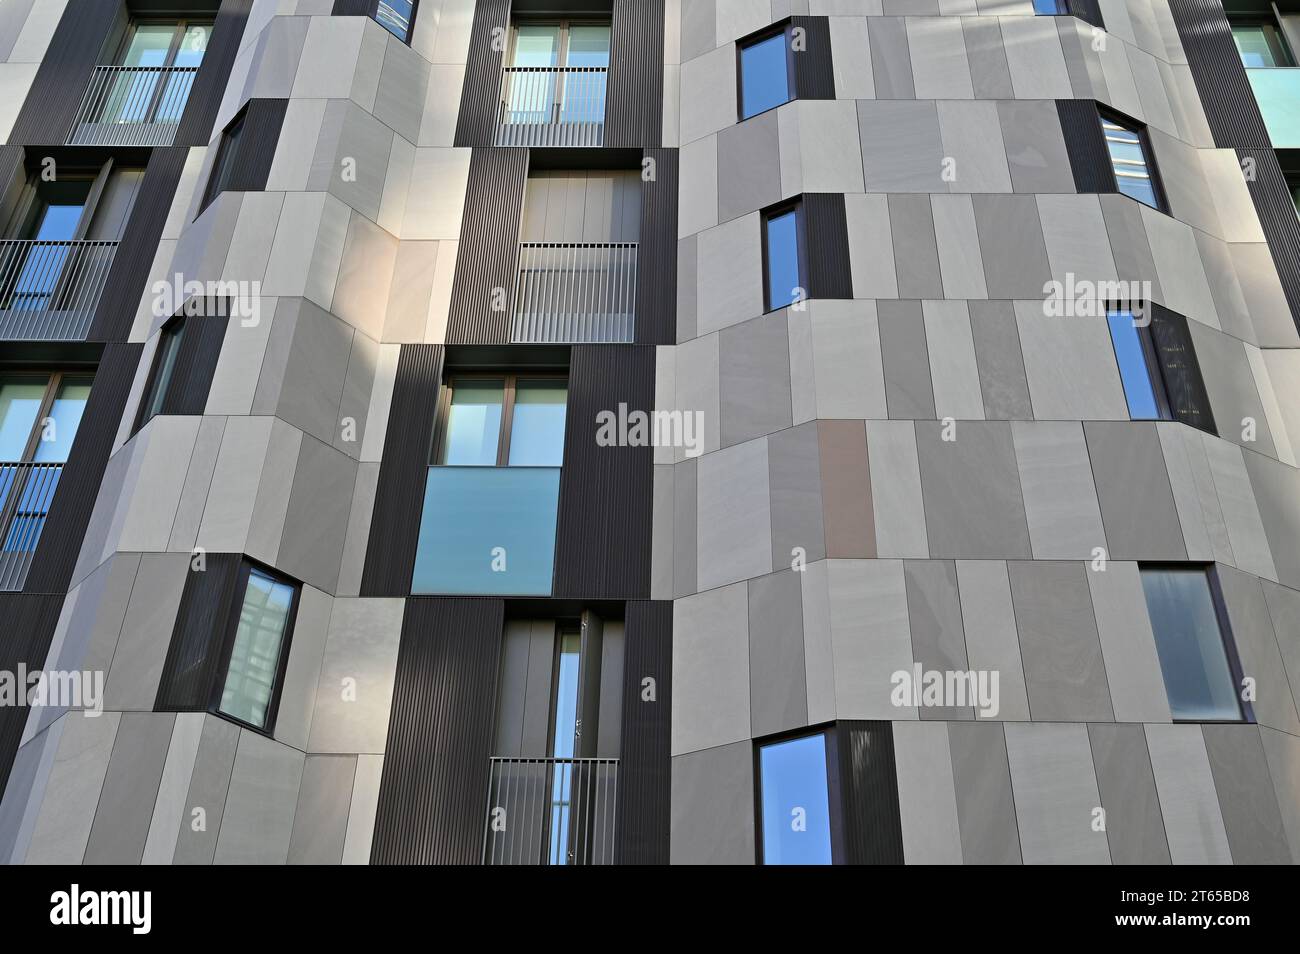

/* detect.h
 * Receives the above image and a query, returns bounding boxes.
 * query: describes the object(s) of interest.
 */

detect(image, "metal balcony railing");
[68,65,199,146]
[511,242,636,343]
[482,757,618,865]
[495,67,607,147]
[0,462,62,591]
[0,240,116,340]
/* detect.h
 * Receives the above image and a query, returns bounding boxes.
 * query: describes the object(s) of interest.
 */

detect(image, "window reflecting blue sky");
[740,32,789,119]
[759,733,832,865]
[765,208,801,311]
[1106,310,1159,419]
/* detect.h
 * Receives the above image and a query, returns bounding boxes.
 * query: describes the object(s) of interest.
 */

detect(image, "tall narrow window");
[375,0,417,43]
[738,26,794,120]
[201,109,246,212]
[1140,566,1246,722]
[547,627,582,865]
[758,731,835,865]
[1100,112,1163,209]
[137,316,186,428]
[762,201,805,312]
[1107,310,1162,420]
[214,563,299,731]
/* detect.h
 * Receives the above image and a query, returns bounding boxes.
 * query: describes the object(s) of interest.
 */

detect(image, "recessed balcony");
[512,242,636,343]
[68,65,198,146]
[495,66,607,147]
[0,462,62,591]
[482,757,618,865]
[0,240,116,340]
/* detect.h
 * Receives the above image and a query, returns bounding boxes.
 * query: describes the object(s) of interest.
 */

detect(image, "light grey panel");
[1098,193,1164,300]
[1011,421,1106,560]
[1088,562,1171,724]
[915,421,1032,559]
[767,421,826,570]
[955,560,1030,721]
[968,300,1032,421]
[1187,322,1275,458]
[947,721,1021,864]
[1008,561,1114,723]
[1262,581,1300,722]
[672,582,750,755]
[102,553,189,711]
[717,109,782,223]
[748,570,808,737]
[972,194,1052,299]
[696,437,772,591]
[83,712,175,865]
[1084,422,1187,561]
[904,560,972,721]
[867,420,929,559]
[274,298,356,448]
[213,731,305,865]
[893,722,962,864]
[288,755,357,865]
[670,741,755,865]
[996,99,1073,194]
[878,300,935,420]
[1242,449,1300,591]
[1145,724,1232,864]
[869,17,916,99]
[680,0,716,63]
[277,437,359,594]
[673,456,697,597]
[172,715,240,866]
[888,194,943,299]
[1260,726,1300,864]
[1202,725,1292,865]
[1005,723,1110,865]
[859,100,946,192]
[719,315,793,448]
[24,713,120,865]
[1087,723,1171,865]
[1216,565,1300,736]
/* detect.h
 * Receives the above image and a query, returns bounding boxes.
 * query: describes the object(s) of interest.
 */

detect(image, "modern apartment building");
[0,0,1296,866]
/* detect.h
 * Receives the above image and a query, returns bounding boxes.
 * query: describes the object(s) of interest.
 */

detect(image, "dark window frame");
[753,722,847,866]
[1140,562,1254,725]
[205,557,301,736]
[1097,105,1169,213]
[1227,15,1295,68]
[736,20,798,122]
[430,371,569,467]
[132,313,187,434]
[199,105,248,214]
[760,197,809,313]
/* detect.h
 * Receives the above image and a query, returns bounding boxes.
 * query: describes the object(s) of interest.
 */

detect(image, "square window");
[762,202,805,311]
[1099,112,1163,210]
[1140,566,1246,722]
[738,28,793,120]
[757,732,835,865]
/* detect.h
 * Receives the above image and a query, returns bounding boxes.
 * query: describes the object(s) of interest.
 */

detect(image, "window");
[1140,566,1247,722]
[433,375,568,467]
[136,316,186,428]
[757,731,836,865]
[738,25,794,120]
[501,21,611,131]
[375,0,417,43]
[109,20,212,124]
[213,563,299,731]
[1231,19,1294,67]
[762,201,806,312]
[116,20,213,69]
[200,108,246,212]
[1106,307,1215,433]
[1099,111,1164,210]
[1032,0,1067,12]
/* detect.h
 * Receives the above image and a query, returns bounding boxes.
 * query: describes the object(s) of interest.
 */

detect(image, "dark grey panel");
[158,314,228,418]
[1056,99,1116,194]
[206,97,289,202]
[1202,724,1293,864]
[615,599,671,864]
[904,560,971,721]
[453,0,510,147]
[24,343,142,593]
[969,300,1032,421]
[360,344,444,597]
[553,345,654,600]
[948,721,1022,864]
[606,0,664,148]
[88,147,188,342]
[0,594,64,798]
[332,0,375,14]
[7,0,122,146]
[83,712,176,864]
[1167,0,1271,148]
[805,193,853,300]
[1088,722,1171,865]
[1068,0,1105,29]
[635,147,677,344]
[791,17,835,100]
[840,721,904,865]
[1084,421,1187,561]
[370,597,504,865]
[154,554,241,712]
[445,148,528,345]
[174,0,255,147]
[878,300,935,420]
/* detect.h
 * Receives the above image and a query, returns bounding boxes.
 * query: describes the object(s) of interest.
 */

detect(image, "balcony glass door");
[7,179,91,313]
[107,21,211,126]
[546,629,582,864]
[501,22,609,145]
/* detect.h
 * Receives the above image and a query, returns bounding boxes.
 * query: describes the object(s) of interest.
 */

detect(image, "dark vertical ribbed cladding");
[87,147,188,342]
[23,343,142,595]
[332,0,377,15]
[164,314,229,415]
[153,554,241,711]
[1240,148,1300,331]
[552,345,654,600]
[360,344,444,597]
[453,0,511,147]
[606,0,665,148]
[1167,0,1271,148]
[790,17,835,100]
[174,0,255,147]
[445,148,528,345]
[0,594,65,793]
[0,147,23,194]
[804,193,853,300]
[615,599,672,865]
[635,147,677,344]
[1056,99,1117,194]
[227,98,289,192]
[1067,0,1105,30]
[6,0,121,146]
[370,597,504,865]
[838,721,905,865]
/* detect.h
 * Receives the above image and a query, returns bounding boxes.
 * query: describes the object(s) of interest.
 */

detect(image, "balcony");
[1246,68,1300,148]
[68,65,198,146]
[512,242,637,343]
[495,67,607,147]
[411,466,560,596]
[0,462,62,591]
[482,757,618,865]
[0,240,116,340]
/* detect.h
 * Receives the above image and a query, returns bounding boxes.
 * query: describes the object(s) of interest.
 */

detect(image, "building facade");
[0,0,1297,865]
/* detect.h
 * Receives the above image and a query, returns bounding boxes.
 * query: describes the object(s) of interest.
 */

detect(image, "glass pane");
[1149,310,1214,432]
[508,380,567,466]
[440,379,504,465]
[375,0,415,42]
[32,376,91,463]
[144,321,186,422]
[172,23,212,67]
[1102,118,1159,208]
[33,204,84,241]
[513,25,561,67]
[1107,311,1160,419]
[760,734,833,865]
[0,378,48,460]
[218,568,295,729]
[121,25,176,67]
[740,32,790,119]
[765,208,801,310]
[1032,0,1066,12]
[566,25,611,67]
[1232,24,1291,68]
[1141,568,1242,721]
[412,466,560,595]
[548,630,581,865]
[207,113,245,203]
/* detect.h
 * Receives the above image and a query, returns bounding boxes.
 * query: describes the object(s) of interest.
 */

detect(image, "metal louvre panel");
[790,17,836,100]
[453,0,511,147]
[1056,99,1118,194]
[605,0,664,148]
[635,147,677,345]
[0,464,65,591]
[614,599,672,865]
[0,241,117,340]
[804,193,854,300]
[838,721,906,865]
[1167,0,1272,148]
[510,242,637,343]
[371,597,504,865]
[482,758,619,865]
[224,98,290,193]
